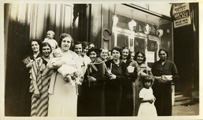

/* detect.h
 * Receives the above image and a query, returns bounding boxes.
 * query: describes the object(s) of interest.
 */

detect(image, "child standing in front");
[138,75,157,116]
[43,30,58,51]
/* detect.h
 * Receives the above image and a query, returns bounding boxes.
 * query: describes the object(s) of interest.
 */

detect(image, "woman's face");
[42,45,51,58]
[131,52,135,61]
[122,48,129,59]
[159,50,167,61]
[100,49,108,60]
[136,53,144,64]
[89,51,97,62]
[31,41,40,53]
[82,46,89,55]
[61,37,72,51]
[112,49,121,60]
[74,44,82,55]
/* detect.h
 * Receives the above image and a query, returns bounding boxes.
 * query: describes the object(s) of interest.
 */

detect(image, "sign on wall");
[172,3,191,28]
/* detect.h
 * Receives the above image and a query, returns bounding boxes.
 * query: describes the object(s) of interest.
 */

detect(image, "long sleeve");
[171,62,179,84]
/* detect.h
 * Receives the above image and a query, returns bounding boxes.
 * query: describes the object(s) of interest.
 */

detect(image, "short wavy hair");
[111,46,122,56]
[29,39,42,55]
[40,42,52,55]
[122,46,131,60]
[87,47,100,57]
[134,51,146,64]
[158,49,168,58]
[141,75,154,87]
[82,41,89,49]
[58,33,74,49]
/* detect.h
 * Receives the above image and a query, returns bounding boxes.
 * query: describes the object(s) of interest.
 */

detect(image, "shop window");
[112,4,173,63]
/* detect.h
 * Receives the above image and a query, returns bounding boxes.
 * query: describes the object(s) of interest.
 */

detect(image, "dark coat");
[152,60,179,116]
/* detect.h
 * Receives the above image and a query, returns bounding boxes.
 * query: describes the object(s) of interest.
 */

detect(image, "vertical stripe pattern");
[30,58,52,117]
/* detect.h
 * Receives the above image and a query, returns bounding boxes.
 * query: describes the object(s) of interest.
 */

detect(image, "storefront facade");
[4,3,199,116]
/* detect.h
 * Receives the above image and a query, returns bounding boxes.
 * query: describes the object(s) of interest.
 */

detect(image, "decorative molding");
[103,28,111,41]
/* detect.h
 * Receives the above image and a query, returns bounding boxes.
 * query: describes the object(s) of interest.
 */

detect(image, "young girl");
[138,75,157,116]
[43,30,58,51]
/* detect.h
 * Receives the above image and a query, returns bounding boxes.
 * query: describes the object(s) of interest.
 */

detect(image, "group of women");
[24,33,179,117]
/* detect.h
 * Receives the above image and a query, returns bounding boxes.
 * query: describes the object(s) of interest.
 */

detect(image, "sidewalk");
[172,103,199,116]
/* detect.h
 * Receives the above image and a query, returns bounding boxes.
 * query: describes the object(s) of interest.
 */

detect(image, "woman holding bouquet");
[47,33,81,117]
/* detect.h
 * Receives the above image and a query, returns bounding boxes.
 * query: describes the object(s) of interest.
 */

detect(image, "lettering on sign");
[172,3,191,28]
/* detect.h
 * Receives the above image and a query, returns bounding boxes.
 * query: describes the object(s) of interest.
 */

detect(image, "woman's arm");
[26,61,33,68]
[47,58,61,69]
[23,56,34,68]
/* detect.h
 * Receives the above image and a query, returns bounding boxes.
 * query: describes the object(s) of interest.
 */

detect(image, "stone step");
[174,96,191,106]
[175,92,182,95]
[175,94,184,99]
[175,96,191,101]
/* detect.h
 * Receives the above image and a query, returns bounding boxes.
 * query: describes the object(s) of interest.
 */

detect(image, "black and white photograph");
[0,0,202,119]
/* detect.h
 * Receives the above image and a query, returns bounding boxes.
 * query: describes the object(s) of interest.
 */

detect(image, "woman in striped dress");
[23,39,41,115]
[29,42,53,116]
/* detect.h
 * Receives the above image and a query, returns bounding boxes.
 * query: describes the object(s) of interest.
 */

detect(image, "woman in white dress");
[47,33,81,117]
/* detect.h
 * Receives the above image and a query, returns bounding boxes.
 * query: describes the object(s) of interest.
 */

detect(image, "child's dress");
[138,87,157,116]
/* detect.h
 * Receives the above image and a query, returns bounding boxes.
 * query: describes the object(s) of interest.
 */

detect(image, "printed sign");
[172,3,191,28]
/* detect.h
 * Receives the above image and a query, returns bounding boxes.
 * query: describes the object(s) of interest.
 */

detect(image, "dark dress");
[152,60,179,116]
[105,59,128,116]
[78,60,108,116]
[119,59,134,116]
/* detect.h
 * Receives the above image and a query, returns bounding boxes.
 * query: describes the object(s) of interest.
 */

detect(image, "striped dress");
[29,57,52,116]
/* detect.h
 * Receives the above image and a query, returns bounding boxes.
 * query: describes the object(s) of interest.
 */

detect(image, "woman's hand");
[87,76,97,83]
[52,62,57,67]
[149,99,154,104]
[64,75,72,82]
[162,75,173,81]
[25,61,33,68]
[153,97,156,102]
[140,72,148,77]
[47,60,58,70]
[23,57,33,68]
[34,90,40,98]
[109,74,116,80]
[154,76,168,83]
[138,68,148,76]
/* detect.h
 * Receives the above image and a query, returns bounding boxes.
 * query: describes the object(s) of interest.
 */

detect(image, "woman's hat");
[87,47,100,56]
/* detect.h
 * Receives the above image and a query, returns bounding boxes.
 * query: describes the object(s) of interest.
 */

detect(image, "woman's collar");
[113,59,121,66]
[41,56,50,62]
